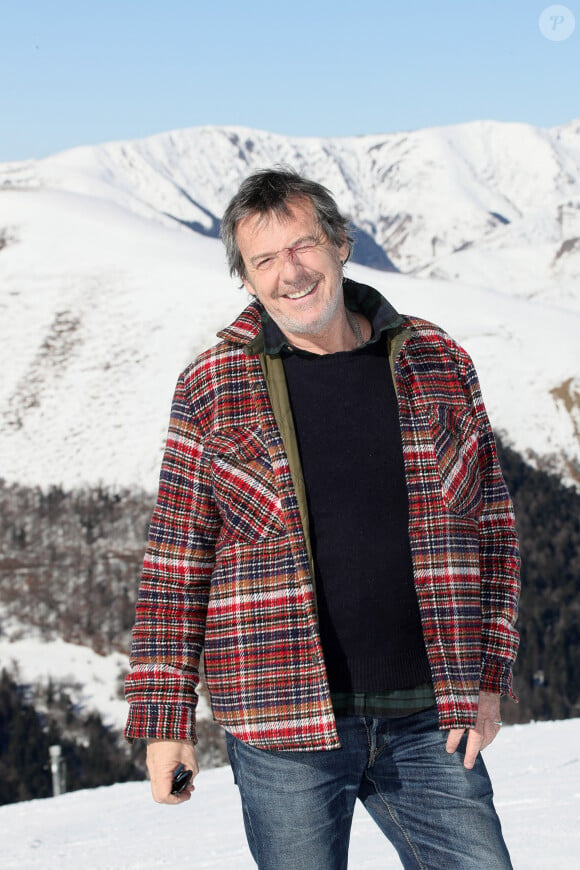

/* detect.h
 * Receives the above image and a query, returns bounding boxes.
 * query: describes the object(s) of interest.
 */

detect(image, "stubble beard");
[275,269,344,338]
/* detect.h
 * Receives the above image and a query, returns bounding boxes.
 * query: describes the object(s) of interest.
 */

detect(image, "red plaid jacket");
[125,292,520,750]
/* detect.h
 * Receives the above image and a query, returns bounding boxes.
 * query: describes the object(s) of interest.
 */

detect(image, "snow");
[0,630,129,731]
[354,264,580,478]
[1,121,579,866]
[4,119,579,294]
[0,719,579,869]
[0,626,210,732]
[0,161,578,491]
[0,186,246,490]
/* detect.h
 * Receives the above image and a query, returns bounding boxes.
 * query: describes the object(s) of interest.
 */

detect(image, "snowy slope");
[0,187,246,489]
[0,622,210,734]
[3,119,579,296]
[1,718,579,869]
[0,119,579,492]
[0,191,578,491]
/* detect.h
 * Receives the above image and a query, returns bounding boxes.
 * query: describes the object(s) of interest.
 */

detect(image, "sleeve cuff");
[124,703,198,744]
[480,658,518,702]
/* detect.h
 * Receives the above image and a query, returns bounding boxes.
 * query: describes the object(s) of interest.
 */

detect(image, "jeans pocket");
[225,731,239,784]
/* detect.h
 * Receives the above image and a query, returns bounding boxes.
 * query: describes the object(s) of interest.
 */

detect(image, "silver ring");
[493,721,503,726]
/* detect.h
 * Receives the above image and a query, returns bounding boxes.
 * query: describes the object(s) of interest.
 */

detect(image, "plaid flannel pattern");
[125,298,520,751]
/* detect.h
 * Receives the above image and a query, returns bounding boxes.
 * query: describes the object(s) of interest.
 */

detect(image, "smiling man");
[236,196,355,352]
[125,168,520,869]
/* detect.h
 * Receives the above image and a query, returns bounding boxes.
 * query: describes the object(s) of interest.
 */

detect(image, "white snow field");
[1,120,579,492]
[1,120,579,869]
[0,719,579,870]
[0,625,211,732]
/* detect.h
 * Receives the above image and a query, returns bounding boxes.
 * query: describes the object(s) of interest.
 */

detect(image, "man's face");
[236,197,349,347]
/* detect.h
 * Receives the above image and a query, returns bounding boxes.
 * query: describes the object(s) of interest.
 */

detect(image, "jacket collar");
[217,278,404,357]
[217,299,264,354]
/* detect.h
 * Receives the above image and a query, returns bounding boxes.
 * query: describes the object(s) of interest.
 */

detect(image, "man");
[125,168,520,869]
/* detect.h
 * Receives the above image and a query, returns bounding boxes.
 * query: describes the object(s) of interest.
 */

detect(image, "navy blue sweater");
[283,338,431,693]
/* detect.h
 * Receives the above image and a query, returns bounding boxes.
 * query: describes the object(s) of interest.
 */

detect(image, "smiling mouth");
[283,281,318,300]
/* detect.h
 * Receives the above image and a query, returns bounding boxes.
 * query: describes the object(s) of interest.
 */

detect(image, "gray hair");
[221,167,354,281]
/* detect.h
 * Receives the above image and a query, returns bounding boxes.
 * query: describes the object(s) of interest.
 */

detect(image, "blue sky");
[1,0,578,162]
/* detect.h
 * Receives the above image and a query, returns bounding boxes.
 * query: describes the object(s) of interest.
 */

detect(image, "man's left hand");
[446,691,503,769]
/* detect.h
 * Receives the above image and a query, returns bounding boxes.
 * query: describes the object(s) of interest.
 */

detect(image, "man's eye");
[256,258,273,270]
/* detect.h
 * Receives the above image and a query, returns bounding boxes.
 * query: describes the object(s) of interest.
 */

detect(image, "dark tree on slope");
[0,434,579,740]
[0,481,152,653]
[495,443,580,723]
[0,671,52,803]
[0,671,146,806]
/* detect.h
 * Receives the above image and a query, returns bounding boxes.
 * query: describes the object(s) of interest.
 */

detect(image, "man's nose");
[279,248,306,279]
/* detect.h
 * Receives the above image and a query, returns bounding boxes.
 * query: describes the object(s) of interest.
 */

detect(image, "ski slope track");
[0,118,579,491]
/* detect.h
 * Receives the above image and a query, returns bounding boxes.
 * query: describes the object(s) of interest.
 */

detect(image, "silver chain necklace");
[347,310,364,348]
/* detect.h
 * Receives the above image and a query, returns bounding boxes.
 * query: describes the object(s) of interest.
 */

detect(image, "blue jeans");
[226,706,512,870]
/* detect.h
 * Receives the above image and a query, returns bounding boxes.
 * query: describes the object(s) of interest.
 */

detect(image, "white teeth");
[285,282,316,300]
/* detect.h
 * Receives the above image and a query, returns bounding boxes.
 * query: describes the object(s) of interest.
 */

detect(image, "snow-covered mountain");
[1,120,579,491]
[2,718,580,869]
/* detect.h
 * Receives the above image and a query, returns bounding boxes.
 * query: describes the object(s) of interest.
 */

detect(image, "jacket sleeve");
[461,352,520,698]
[124,371,220,742]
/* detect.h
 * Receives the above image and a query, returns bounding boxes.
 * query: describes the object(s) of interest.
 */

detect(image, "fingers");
[446,695,503,769]
[445,727,465,756]
[473,691,503,758]
[146,739,198,805]
[463,728,484,769]
[151,772,194,804]
[478,715,503,754]
[446,726,484,769]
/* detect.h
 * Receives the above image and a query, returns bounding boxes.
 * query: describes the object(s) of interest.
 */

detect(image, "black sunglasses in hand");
[171,763,193,795]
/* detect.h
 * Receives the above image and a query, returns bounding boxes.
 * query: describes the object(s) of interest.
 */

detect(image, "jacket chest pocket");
[427,405,482,518]
[206,427,287,543]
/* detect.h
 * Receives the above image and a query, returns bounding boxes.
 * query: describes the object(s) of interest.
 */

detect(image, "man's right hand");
[146,738,198,804]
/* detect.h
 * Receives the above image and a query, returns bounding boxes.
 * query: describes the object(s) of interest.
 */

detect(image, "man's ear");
[242,277,257,297]
[338,237,350,265]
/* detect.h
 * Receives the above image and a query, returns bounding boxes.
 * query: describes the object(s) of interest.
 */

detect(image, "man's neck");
[281,310,368,356]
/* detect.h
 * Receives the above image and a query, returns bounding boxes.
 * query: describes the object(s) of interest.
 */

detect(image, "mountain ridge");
[0,119,579,490]
[3,118,579,293]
